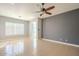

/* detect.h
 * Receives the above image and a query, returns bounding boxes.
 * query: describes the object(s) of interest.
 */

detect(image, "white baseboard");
[43,39,79,48]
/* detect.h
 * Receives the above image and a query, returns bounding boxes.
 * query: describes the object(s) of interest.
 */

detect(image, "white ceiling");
[0,3,79,21]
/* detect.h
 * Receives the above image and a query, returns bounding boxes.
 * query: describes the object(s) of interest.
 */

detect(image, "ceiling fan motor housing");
[42,8,46,11]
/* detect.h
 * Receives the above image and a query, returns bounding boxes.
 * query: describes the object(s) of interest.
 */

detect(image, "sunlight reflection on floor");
[5,39,24,56]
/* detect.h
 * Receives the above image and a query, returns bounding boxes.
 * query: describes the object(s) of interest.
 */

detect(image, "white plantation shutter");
[5,22,24,36]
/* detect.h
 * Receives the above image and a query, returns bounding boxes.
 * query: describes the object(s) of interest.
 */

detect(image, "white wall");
[29,18,38,40]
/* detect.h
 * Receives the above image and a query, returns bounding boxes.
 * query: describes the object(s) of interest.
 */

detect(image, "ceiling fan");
[36,3,55,16]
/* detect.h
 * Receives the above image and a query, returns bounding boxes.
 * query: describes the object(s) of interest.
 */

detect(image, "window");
[5,22,24,36]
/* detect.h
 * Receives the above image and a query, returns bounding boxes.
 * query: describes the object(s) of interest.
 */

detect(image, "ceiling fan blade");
[45,6,55,11]
[45,11,52,15]
[40,13,43,16]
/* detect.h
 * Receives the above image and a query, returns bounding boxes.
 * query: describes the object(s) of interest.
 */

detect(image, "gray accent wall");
[43,8,79,45]
[0,16,29,39]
